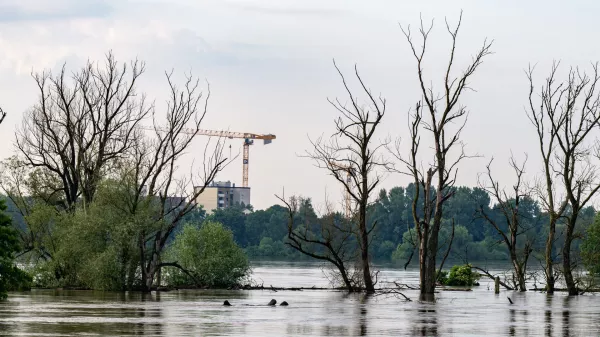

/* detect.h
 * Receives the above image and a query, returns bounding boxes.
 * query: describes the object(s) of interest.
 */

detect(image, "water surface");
[1,261,599,336]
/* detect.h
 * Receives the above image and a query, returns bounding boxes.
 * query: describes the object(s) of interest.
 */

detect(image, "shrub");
[441,264,480,286]
[166,221,250,288]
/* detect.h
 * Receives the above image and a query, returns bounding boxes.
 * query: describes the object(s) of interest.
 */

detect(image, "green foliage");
[441,264,480,286]
[582,213,600,275]
[376,240,396,259]
[244,205,289,247]
[166,221,250,288]
[245,236,306,259]
[206,205,249,246]
[392,228,418,262]
[26,179,161,290]
[0,199,31,299]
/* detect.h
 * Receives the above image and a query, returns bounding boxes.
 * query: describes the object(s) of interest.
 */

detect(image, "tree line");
[187,185,597,288]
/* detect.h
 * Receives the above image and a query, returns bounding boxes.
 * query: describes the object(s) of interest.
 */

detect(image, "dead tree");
[118,72,230,292]
[14,51,150,210]
[527,62,600,295]
[394,12,492,295]
[277,194,359,292]
[0,107,5,125]
[477,156,535,292]
[305,60,387,294]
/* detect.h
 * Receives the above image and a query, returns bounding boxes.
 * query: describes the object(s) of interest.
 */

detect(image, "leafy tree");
[206,205,248,246]
[165,221,250,288]
[443,187,491,241]
[582,213,600,275]
[245,205,288,247]
[0,199,31,299]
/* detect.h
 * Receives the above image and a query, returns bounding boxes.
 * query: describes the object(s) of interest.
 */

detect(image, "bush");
[166,221,250,288]
[441,264,480,286]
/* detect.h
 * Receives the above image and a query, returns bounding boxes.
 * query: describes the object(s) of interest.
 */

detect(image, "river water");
[1,260,599,336]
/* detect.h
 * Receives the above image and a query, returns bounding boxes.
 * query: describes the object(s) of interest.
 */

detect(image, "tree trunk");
[359,205,374,293]
[562,225,577,295]
[545,219,556,294]
[512,260,526,292]
[338,264,354,293]
[420,223,440,295]
[143,263,156,293]
[509,243,527,292]
[422,252,437,294]
[418,229,428,293]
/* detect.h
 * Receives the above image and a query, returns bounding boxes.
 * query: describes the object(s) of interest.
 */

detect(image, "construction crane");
[139,126,275,187]
[329,162,353,218]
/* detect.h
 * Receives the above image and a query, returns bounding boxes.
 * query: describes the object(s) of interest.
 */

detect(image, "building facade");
[194,181,251,214]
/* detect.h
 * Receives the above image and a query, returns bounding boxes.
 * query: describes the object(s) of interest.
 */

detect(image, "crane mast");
[138,126,275,187]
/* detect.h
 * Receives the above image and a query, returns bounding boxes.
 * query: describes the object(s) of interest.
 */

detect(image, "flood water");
[1,260,599,336]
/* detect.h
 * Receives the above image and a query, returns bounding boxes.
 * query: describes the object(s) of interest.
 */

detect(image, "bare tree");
[277,194,360,292]
[117,72,230,292]
[527,61,600,295]
[0,107,5,125]
[304,60,387,293]
[477,156,535,291]
[15,51,151,210]
[393,12,493,295]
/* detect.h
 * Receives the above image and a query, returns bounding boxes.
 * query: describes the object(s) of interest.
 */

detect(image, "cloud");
[0,0,113,22]
[224,0,348,17]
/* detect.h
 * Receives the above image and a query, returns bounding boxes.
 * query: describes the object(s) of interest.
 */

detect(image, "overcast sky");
[0,0,598,211]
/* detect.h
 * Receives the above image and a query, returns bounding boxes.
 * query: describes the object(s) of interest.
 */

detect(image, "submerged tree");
[527,62,600,295]
[277,194,360,292]
[117,71,230,292]
[302,60,387,293]
[393,12,493,295]
[477,157,536,291]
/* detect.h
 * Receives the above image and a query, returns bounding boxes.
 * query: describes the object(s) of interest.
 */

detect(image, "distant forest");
[114,183,594,264]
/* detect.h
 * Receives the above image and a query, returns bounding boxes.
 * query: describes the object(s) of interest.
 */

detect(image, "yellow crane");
[139,126,275,187]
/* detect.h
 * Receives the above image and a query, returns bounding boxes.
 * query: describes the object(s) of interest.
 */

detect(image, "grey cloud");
[0,0,112,22]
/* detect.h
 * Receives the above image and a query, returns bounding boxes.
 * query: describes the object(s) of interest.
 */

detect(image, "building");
[194,181,250,214]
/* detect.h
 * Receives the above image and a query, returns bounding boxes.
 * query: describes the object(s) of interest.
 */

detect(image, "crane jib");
[137,125,274,188]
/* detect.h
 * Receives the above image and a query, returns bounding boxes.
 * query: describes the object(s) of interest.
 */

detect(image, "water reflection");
[358,294,369,336]
[562,296,571,337]
[508,308,516,336]
[134,296,164,336]
[545,295,553,337]
[416,307,438,337]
